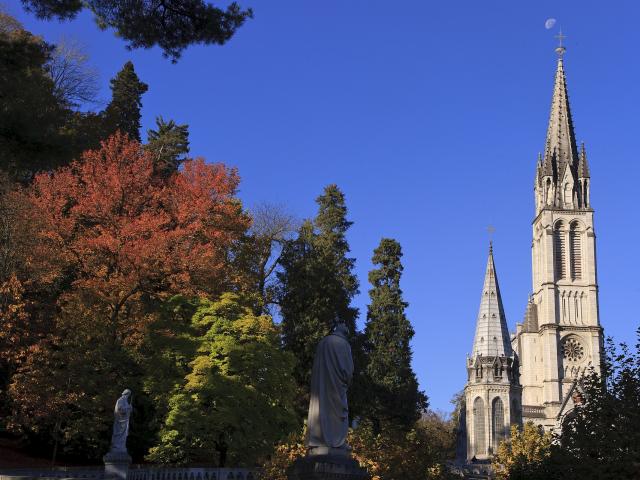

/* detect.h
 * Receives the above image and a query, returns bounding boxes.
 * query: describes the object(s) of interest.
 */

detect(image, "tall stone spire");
[471,243,512,358]
[543,55,579,172]
[515,37,604,431]
[535,41,590,213]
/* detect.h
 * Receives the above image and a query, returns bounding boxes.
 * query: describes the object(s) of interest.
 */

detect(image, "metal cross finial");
[487,225,496,253]
[555,29,567,58]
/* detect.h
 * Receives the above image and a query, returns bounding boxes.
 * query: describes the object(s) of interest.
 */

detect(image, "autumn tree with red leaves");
[25,132,248,332]
[7,133,250,460]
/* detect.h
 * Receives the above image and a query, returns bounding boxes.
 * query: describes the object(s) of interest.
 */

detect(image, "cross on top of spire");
[555,29,567,58]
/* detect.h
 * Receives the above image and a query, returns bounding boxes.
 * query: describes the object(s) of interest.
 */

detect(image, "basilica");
[460,42,605,462]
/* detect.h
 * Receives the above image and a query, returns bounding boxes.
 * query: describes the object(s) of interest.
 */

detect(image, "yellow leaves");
[492,422,553,480]
[259,429,306,480]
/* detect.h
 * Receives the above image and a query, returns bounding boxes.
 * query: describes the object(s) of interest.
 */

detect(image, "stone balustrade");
[522,405,546,418]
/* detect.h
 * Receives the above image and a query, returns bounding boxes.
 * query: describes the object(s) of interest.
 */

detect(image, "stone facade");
[512,49,604,431]
[459,47,606,469]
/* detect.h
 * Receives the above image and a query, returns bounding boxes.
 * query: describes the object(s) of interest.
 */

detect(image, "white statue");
[109,389,132,453]
[306,323,354,454]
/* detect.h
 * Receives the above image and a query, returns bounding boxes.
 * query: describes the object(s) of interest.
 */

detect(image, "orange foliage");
[25,132,250,325]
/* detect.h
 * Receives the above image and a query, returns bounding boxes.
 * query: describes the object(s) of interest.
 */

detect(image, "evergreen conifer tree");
[146,116,190,176]
[105,61,148,141]
[362,238,427,431]
[277,184,359,409]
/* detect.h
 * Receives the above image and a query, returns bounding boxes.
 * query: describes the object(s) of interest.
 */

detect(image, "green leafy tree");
[277,184,359,410]
[493,331,640,480]
[104,61,148,141]
[147,293,298,466]
[360,238,427,432]
[146,116,190,177]
[549,333,640,480]
[19,0,253,61]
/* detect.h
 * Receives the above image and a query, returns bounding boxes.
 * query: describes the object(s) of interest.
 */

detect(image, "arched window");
[554,221,566,280]
[492,397,505,449]
[473,397,486,455]
[570,222,582,280]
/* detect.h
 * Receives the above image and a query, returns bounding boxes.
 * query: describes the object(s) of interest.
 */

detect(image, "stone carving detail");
[562,337,584,362]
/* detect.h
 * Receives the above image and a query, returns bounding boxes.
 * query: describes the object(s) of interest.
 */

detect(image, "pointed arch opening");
[570,221,582,280]
[473,397,486,456]
[492,397,505,450]
[554,221,567,280]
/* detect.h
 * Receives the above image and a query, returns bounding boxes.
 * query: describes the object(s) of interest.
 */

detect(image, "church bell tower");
[512,38,604,429]
[464,245,522,461]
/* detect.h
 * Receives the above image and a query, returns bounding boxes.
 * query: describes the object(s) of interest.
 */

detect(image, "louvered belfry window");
[570,222,582,280]
[554,222,567,280]
[474,397,486,455]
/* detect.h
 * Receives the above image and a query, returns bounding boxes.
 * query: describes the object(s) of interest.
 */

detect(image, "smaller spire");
[578,143,590,178]
[541,149,554,177]
[471,245,512,358]
[523,296,538,332]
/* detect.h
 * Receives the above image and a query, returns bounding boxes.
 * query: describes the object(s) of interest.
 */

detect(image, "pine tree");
[104,61,148,141]
[146,116,190,176]
[19,0,252,62]
[277,184,359,409]
[362,238,427,431]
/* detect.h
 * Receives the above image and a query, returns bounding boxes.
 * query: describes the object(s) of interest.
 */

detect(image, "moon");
[545,18,557,30]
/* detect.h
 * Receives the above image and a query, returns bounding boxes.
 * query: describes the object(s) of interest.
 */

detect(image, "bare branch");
[46,37,100,108]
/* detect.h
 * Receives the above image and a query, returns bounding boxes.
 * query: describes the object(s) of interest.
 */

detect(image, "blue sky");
[7,0,640,413]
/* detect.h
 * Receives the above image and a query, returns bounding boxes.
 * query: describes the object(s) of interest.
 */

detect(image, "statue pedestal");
[287,449,370,480]
[103,451,131,480]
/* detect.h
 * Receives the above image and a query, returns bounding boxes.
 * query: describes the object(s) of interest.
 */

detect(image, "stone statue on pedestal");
[287,322,369,480]
[110,389,133,453]
[104,389,133,480]
[306,322,353,455]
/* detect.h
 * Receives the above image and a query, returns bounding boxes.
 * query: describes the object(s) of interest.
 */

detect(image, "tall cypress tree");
[278,184,359,410]
[362,238,427,432]
[104,61,148,141]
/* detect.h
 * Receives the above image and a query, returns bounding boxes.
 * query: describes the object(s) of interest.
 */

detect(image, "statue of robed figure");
[109,389,132,453]
[306,322,354,454]
[287,323,369,479]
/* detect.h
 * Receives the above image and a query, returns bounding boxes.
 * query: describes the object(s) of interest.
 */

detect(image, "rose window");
[562,337,584,362]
